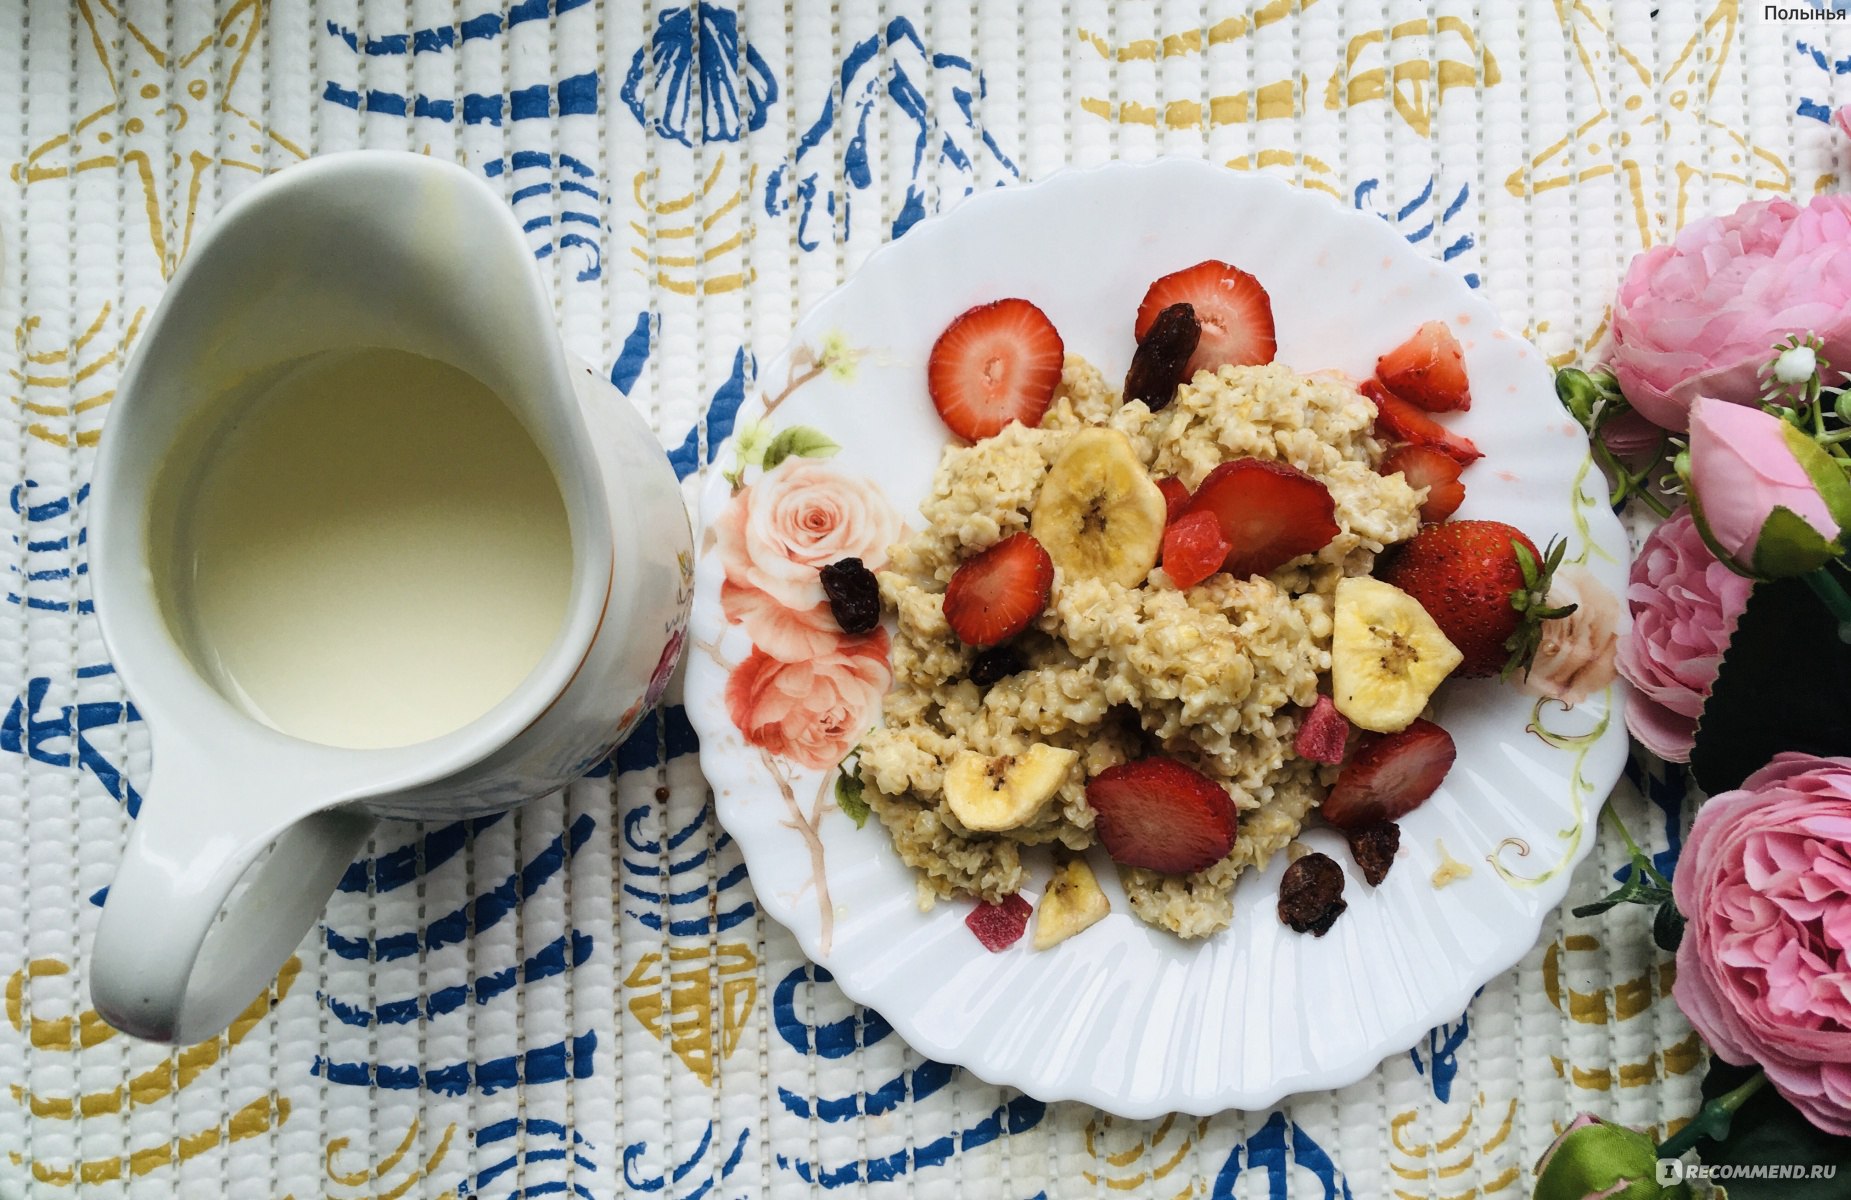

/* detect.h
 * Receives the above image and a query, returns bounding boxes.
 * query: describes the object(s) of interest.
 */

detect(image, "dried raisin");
[1278,851,1347,936]
[968,645,1025,688]
[1123,302,1201,411]
[820,558,881,634]
[1344,822,1400,887]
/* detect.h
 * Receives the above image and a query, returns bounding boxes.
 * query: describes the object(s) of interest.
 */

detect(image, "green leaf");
[1690,561,1851,793]
[1692,1060,1851,1200]
[1752,505,1843,579]
[762,425,841,471]
[1653,897,1685,953]
[1572,850,1672,920]
[1513,537,1541,586]
[1781,421,1851,535]
[834,768,870,829]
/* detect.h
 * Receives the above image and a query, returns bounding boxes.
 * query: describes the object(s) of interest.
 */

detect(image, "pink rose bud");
[1836,104,1851,140]
[1687,397,1851,578]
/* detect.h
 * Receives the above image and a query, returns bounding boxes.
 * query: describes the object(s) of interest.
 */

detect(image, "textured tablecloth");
[1,1,1843,1196]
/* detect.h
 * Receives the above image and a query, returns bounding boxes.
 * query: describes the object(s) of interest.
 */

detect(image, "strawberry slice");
[965,894,1033,952]
[1377,321,1471,412]
[942,532,1054,648]
[1086,757,1237,874]
[1379,444,1467,522]
[1134,260,1276,379]
[1156,475,1192,525]
[1180,458,1339,579]
[927,298,1065,441]
[1293,695,1350,765]
[1321,718,1457,830]
[1363,381,1483,465]
[1161,510,1232,589]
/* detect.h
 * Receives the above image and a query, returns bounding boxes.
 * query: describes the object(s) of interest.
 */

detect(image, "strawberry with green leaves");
[1377,520,1578,679]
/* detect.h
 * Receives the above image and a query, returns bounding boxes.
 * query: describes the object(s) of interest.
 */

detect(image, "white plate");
[684,158,1628,1116]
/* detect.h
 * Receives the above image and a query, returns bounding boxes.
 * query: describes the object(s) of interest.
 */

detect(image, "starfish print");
[1507,0,1788,248]
[10,0,305,278]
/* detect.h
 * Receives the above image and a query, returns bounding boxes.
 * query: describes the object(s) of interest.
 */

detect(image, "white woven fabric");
[0,1,1842,1196]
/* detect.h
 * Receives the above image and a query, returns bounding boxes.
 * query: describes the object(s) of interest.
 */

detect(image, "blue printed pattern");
[1212,1113,1355,1200]
[768,965,1046,1185]
[7,480,91,614]
[1623,754,1688,881]
[483,153,606,282]
[602,309,754,482]
[618,748,753,940]
[1797,34,1851,124]
[310,706,700,1108]
[1409,991,1480,1103]
[622,4,776,146]
[764,16,1019,250]
[622,1121,750,1200]
[2,664,140,819]
[465,1119,599,1200]
[320,2,598,125]
[319,4,607,280]
[1354,176,1481,289]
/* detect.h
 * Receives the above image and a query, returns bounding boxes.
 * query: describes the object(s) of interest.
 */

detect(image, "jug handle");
[90,766,374,1044]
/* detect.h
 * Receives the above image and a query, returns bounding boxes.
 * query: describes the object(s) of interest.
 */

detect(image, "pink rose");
[1672,752,1851,1135]
[715,458,902,661]
[1687,397,1845,576]
[1616,509,1750,761]
[1610,194,1851,431]
[1525,566,1620,708]
[725,628,892,770]
[1836,105,1851,141]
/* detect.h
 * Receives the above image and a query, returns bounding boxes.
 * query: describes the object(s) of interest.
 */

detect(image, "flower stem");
[1656,1070,1769,1160]
[1631,483,1673,519]
[1600,803,1671,888]
[1804,569,1851,644]
[1602,803,1645,860]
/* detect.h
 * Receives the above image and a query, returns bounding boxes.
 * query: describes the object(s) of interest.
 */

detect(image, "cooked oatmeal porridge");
[856,357,1423,938]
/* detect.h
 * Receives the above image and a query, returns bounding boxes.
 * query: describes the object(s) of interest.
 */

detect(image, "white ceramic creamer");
[87,152,693,1044]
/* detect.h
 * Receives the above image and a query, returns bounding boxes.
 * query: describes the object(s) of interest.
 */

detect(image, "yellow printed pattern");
[1544,933,1702,1124]
[630,154,756,296]
[9,303,145,448]
[1077,3,1498,133]
[1508,0,1788,246]
[324,1117,459,1200]
[6,956,299,1185]
[1082,1112,1212,1198]
[1389,1096,1521,1200]
[623,942,758,1087]
[13,0,304,278]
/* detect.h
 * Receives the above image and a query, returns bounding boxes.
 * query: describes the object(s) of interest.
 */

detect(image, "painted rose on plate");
[715,456,904,660]
[714,450,902,770]
[1525,566,1620,707]
[725,629,892,770]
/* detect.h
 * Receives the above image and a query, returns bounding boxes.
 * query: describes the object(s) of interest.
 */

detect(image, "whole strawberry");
[1377,520,1576,679]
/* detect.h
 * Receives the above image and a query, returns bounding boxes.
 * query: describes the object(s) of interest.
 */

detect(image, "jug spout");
[90,737,374,1044]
